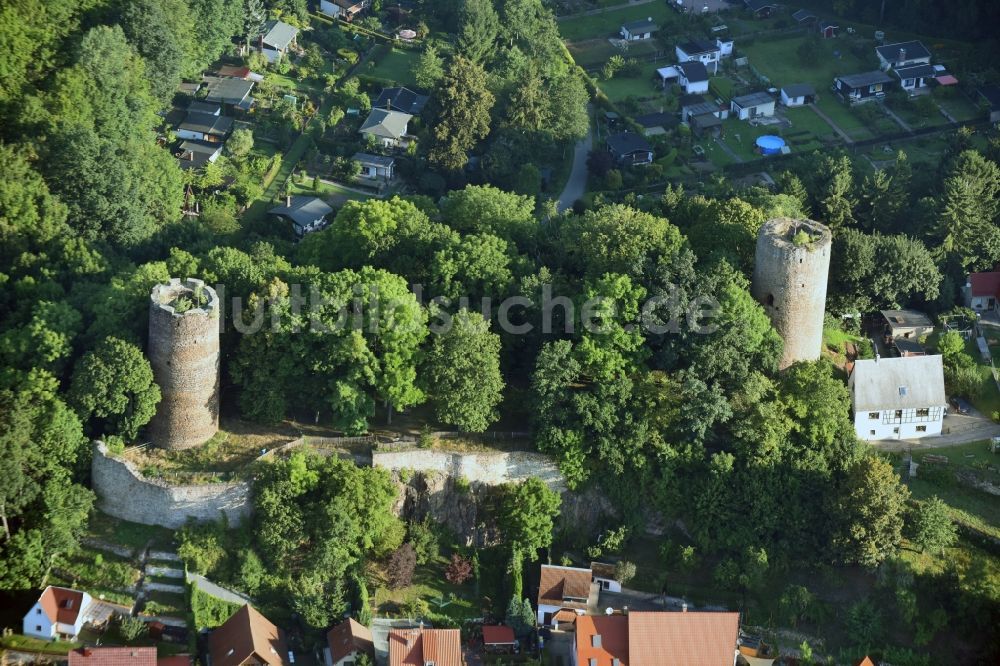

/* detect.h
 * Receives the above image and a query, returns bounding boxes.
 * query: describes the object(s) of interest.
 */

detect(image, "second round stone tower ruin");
[147,278,220,450]
[751,217,832,370]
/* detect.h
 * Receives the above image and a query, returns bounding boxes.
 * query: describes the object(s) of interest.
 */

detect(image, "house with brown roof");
[965,271,1000,311]
[627,610,740,666]
[23,586,93,640]
[208,605,291,666]
[574,616,628,666]
[325,618,374,666]
[69,648,192,666]
[536,564,599,627]
[387,628,463,666]
[590,562,622,593]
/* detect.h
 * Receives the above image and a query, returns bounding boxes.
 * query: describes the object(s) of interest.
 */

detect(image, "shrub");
[118,615,147,640]
[614,560,636,586]
[407,518,439,565]
[387,543,417,589]
[444,554,473,585]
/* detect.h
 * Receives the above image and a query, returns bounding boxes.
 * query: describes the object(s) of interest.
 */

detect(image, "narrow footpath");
[557,108,593,213]
[808,103,853,144]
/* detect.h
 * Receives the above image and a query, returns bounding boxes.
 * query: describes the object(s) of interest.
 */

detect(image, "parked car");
[949,397,972,415]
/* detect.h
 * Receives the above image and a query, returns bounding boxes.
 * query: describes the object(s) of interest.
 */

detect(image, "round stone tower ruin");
[751,217,832,370]
[147,278,220,450]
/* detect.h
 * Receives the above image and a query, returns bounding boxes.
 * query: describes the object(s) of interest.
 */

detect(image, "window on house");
[36,609,41,615]
[894,410,903,419]
[893,427,900,433]
[916,426,927,432]
[35,626,41,632]
[869,430,876,436]
[916,408,930,417]
[868,412,880,420]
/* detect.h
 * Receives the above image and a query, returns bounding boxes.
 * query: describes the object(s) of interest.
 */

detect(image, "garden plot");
[558,3,677,42]
[566,37,660,70]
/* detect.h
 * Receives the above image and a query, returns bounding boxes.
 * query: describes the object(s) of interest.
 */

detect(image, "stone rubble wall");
[91,441,250,529]
[371,447,565,490]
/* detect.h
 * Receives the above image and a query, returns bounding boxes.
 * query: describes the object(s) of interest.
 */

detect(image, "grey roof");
[188,101,221,115]
[178,111,233,137]
[782,83,816,97]
[876,40,931,63]
[818,20,838,29]
[677,61,709,83]
[791,9,816,22]
[606,132,652,156]
[260,20,299,50]
[745,0,777,11]
[691,113,722,128]
[685,101,719,116]
[979,85,1000,108]
[893,63,936,79]
[731,91,774,108]
[852,355,946,412]
[352,152,395,168]
[881,309,933,330]
[269,195,334,229]
[372,87,428,114]
[634,112,679,129]
[177,140,221,170]
[204,78,254,104]
[622,18,658,33]
[360,108,412,139]
[837,70,893,89]
[894,338,925,354]
[677,39,718,55]
[679,93,708,107]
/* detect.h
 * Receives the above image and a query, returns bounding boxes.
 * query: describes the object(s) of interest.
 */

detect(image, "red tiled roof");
[577,616,629,666]
[482,626,516,645]
[68,647,156,666]
[627,611,740,666]
[208,605,290,666]
[39,586,85,625]
[854,658,876,666]
[388,628,462,666]
[553,610,579,624]
[538,565,593,608]
[970,271,1000,297]
[327,618,374,663]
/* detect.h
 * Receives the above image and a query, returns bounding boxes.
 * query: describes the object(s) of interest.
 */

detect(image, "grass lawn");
[558,3,677,42]
[0,635,81,655]
[86,512,176,552]
[740,35,871,91]
[142,590,188,618]
[598,62,663,104]
[781,106,838,141]
[813,97,873,140]
[362,48,419,87]
[56,547,141,590]
[566,38,659,69]
[908,440,1000,540]
[936,93,983,123]
[373,554,481,622]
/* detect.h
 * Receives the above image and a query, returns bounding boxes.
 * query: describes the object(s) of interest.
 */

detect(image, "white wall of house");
[853,408,944,441]
[23,604,55,639]
[176,128,206,141]
[537,604,562,626]
[968,293,995,310]
[620,27,651,40]
[732,100,775,120]
[717,39,734,57]
[676,47,720,74]
[594,576,622,593]
[781,90,806,106]
[323,646,361,666]
[681,78,710,94]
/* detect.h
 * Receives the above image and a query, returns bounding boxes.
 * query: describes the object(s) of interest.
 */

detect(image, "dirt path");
[808,103,853,144]
[714,136,744,163]
[557,107,594,213]
[880,102,913,133]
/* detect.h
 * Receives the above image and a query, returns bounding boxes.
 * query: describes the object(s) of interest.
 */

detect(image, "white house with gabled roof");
[850,355,947,441]
[23,586,93,640]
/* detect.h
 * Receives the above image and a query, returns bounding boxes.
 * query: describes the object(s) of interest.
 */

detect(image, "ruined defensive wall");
[91,441,250,529]
[371,445,565,491]
[147,278,220,450]
[751,217,832,369]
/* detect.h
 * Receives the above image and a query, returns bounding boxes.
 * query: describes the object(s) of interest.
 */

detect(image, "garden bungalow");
[780,83,816,106]
[681,96,728,122]
[257,20,298,63]
[730,91,776,120]
[23,586,93,640]
[353,152,396,180]
[850,355,946,441]
[876,40,932,71]
[324,618,374,666]
[334,0,370,20]
[175,111,233,143]
[634,111,679,136]
[269,195,334,238]
[675,38,731,75]
[177,140,223,170]
[744,0,777,18]
[590,562,622,593]
[319,0,341,17]
[482,626,517,654]
[892,63,937,92]
[791,9,817,24]
[359,108,412,147]
[373,87,429,114]
[607,132,654,166]
[620,17,658,41]
[834,71,893,103]
[203,77,255,111]
[209,605,290,666]
[964,271,1000,311]
[880,309,934,342]
[676,61,710,94]
[818,20,838,39]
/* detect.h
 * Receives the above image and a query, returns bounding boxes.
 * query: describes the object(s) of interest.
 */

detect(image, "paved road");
[557,109,593,213]
[808,103,853,144]
[873,410,1000,452]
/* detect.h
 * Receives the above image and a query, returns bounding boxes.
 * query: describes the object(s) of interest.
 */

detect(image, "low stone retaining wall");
[372,447,564,490]
[91,441,251,529]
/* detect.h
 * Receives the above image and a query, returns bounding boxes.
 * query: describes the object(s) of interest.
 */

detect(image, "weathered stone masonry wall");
[91,442,250,529]
[372,448,565,491]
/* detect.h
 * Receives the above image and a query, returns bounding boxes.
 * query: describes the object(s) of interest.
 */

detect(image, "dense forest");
[1,0,1000,663]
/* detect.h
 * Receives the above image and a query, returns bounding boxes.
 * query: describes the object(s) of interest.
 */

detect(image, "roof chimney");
[898,48,906,64]
[286,194,292,207]
[647,16,652,21]
[681,602,688,612]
